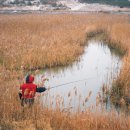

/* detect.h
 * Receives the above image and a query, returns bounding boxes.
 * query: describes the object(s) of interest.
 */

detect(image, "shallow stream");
[36,39,122,112]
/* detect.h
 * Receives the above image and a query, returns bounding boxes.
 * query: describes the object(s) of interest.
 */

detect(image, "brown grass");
[0,79,130,130]
[0,13,130,129]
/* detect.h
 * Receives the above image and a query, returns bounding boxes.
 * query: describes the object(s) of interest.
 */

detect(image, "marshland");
[0,13,130,130]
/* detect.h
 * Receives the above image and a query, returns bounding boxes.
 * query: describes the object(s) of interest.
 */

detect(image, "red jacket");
[20,83,37,99]
[20,75,37,99]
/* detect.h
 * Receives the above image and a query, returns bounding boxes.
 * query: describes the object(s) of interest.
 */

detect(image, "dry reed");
[0,13,130,130]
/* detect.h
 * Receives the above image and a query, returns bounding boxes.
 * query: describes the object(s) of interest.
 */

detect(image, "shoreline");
[0,10,130,15]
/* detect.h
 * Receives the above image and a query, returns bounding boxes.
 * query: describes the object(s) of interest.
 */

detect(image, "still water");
[36,39,122,112]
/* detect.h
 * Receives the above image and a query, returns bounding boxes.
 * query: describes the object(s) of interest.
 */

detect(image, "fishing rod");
[48,76,97,90]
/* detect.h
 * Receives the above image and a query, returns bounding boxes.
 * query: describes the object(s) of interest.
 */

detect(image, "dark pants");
[21,98,34,107]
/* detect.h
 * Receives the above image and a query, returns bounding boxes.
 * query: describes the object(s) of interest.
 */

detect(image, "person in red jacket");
[19,74,47,107]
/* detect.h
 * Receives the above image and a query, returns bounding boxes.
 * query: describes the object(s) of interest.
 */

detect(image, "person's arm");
[36,86,47,93]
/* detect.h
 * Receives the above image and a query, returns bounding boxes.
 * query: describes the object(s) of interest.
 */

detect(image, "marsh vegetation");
[0,13,130,130]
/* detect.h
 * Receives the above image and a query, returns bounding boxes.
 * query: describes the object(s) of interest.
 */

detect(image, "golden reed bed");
[0,13,130,130]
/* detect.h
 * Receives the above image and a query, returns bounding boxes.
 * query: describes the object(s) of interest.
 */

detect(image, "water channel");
[35,39,122,113]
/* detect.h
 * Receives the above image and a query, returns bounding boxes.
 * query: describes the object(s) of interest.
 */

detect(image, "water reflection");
[36,40,122,112]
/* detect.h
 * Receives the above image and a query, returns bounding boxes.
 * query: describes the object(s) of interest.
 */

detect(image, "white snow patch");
[57,0,86,10]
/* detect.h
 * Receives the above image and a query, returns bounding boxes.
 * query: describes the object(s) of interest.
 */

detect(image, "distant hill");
[1,0,130,8]
[80,0,130,7]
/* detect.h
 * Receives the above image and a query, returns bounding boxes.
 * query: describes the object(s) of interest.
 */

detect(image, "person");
[19,74,47,107]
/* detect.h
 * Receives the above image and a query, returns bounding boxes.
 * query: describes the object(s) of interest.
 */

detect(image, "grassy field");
[0,13,130,130]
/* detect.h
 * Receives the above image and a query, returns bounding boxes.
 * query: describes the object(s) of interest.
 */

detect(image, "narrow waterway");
[36,39,122,112]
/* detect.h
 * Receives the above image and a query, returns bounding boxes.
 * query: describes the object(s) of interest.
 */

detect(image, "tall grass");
[0,77,130,130]
[0,13,130,129]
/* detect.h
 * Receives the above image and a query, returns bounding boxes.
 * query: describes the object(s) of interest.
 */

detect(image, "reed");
[0,77,130,130]
[0,13,130,129]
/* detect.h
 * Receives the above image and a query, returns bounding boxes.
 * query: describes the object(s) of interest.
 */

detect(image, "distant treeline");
[40,0,57,4]
[80,0,130,7]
